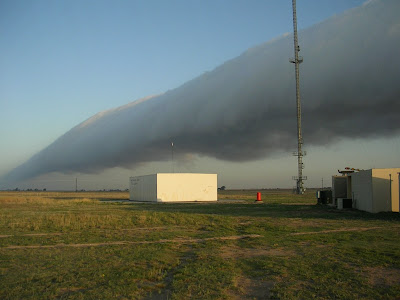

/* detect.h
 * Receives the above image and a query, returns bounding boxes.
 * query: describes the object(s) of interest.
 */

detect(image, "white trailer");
[129,173,217,202]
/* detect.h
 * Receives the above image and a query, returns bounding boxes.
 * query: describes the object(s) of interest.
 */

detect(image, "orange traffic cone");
[255,192,262,203]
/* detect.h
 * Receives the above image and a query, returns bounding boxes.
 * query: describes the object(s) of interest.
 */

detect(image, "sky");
[1,0,399,190]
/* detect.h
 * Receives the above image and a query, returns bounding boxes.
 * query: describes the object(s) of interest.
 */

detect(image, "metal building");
[333,168,400,213]
[129,173,217,202]
[348,168,400,213]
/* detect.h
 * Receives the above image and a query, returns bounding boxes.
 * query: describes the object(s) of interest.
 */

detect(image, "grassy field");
[1,190,399,299]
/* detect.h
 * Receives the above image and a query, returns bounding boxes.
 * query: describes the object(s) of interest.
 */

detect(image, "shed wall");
[157,173,217,202]
[129,174,157,202]
[332,176,347,203]
[351,170,373,212]
[372,169,400,213]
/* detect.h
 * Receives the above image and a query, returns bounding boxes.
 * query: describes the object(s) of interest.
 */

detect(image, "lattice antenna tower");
[290,0,307,194]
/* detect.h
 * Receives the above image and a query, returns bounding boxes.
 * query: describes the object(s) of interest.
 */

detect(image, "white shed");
[129,173,217,202]
[348,168,400,213]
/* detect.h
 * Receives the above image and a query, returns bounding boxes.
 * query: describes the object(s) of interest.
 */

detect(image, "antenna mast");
[290,0,306,194]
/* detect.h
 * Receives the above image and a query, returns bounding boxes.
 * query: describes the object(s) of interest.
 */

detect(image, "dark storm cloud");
[3,0,400,184]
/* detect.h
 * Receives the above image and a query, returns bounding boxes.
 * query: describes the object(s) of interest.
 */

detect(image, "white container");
[129,173,217,202]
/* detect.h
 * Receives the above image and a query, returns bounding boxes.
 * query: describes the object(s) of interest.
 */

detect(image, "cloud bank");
[3,0,400,184]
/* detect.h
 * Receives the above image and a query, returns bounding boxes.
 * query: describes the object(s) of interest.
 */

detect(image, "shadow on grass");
[118,201,400,222]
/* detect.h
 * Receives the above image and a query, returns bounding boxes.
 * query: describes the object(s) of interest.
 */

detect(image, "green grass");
[1,190,400,299]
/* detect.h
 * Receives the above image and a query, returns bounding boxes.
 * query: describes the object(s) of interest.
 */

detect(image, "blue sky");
[1,0,398,190]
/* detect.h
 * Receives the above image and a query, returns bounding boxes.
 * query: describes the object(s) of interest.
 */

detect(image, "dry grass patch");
[0,191,128,205]
[57,287,87,298]
[364,267,400,287]
[228,276,274,299]
[219,244,296,260]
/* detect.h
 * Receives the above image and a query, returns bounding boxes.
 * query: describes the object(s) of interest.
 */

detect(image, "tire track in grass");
[0,226,193,239]
[5,226,399,249]
[290,226,400,235]
[4,234,262,249]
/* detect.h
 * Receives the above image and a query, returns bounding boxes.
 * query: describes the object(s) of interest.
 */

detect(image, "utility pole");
[290,0,306,194]
[75,177,78,192]
[171,141,174,173]
[389,174,392,209]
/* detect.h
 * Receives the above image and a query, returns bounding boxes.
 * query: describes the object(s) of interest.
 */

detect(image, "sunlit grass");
[0,191,129,204]
[1,190,399,299]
